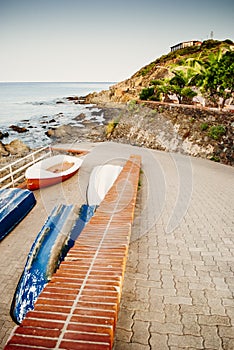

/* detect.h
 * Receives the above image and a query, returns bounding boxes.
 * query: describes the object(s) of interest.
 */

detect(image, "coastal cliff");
[82,39,234,166]
[85,39,234,105]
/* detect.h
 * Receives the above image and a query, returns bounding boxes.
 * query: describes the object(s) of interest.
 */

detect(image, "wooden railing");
[0,146,52,189]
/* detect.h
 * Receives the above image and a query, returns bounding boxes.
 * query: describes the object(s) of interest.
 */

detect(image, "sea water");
[0,82,113,148]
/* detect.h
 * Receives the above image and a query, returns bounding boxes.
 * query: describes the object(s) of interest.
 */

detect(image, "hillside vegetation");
[85,39,234,107]
[84,39,234,166]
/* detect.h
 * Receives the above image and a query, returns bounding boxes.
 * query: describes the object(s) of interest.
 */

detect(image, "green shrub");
[200,122,209,131]
[128,99,139,112]
[208,125,226,140]
[210,155,220,162]
[224,39,234,45]
[139,87,155,100]
[105,119,119,135]
[158,106,164,113]
[177,45,202,56]
[201,39,221,50]
[149,95,160,101]
[139,62,156,76]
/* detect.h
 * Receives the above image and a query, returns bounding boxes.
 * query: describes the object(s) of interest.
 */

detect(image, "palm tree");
[166,67,197,104]
[196,49,234,108]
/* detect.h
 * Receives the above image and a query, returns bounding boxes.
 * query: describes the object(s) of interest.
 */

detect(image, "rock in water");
[46,125,76,138]
[0,131,9,140]
[10,125,28,133]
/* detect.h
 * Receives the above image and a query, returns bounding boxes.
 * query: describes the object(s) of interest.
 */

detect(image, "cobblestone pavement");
[0,142,234,350]
[113,147,234,350]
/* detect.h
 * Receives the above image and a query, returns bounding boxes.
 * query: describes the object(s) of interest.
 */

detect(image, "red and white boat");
[25,154,83,190]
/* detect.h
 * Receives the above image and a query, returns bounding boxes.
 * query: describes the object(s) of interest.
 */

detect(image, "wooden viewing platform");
[4,154,141,350]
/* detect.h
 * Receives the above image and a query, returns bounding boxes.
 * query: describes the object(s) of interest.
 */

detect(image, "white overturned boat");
[25,154,83,190]
[87,164,123,206]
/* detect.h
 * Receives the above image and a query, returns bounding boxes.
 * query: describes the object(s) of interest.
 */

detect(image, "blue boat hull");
[11,203,96,324]
[0,188,36,241]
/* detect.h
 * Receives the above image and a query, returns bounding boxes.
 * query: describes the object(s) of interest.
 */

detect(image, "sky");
[0,0,233,82]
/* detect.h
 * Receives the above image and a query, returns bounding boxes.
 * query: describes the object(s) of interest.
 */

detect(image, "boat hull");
[26,169,79,190]
[10,203,96,324]
[0,188,36,241]
[87,164,123,206]
[25,154,83,190]
[10,204,79,324]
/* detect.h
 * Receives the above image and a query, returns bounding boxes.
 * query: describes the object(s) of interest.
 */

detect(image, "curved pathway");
[0,142,234,349]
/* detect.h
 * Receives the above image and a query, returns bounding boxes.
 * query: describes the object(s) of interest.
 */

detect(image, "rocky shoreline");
[0,102,122,165]
[0,96,233,167]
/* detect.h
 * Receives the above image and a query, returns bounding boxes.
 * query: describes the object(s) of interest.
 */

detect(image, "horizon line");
[0,81,117,84]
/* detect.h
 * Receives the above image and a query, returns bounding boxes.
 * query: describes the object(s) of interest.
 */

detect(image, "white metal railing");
[0,146,52,189]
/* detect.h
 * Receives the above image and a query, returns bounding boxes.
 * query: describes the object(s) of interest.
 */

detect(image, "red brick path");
[4,155,141,350]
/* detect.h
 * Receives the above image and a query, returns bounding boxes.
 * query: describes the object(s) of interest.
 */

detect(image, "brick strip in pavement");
[4,154,141,350]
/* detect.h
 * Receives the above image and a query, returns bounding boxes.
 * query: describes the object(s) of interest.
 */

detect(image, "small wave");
[26,98,66,106]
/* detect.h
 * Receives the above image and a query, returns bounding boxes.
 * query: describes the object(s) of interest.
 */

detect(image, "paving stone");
[164,296,192,305]
[114,328,132,343]
[219,326,234,339]
[151,321,183,335]
[115,309,134,331]
[198,315,231,326]
[149,332,169,350]
[225,307,234,326]
[135,286,150,302]
[206,290,233,299]
[161,275,175,290]
[121,278,136,295]
[190,290,207,305]
[159,254,171,265]
[222,338,234,350]
[189,281,215,290]
[180,304,211,316]
[121,299,149,311]
[134,310,165,323]
[149,293,164,313]
[207,298,227,316]
[175,281,191,297]
[200,325,222,349]
[152,288,177,297]
[136,261,149,275]
[113,341,150,350]
[222,299,234,308]
[136,279,160,288]
[165,304,181,324]
[181,314,201,336]
[212,277,231,291]
[131,320,150,345]
[170,347,198,350]
[168,334,204,349]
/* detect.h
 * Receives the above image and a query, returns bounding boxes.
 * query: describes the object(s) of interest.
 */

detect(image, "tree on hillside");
[150,58,204,103]
[149,79,171,101]
[139,47,234,108]
[140,70,198,104]
[198,51,234,108]
[167,69,197,104]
